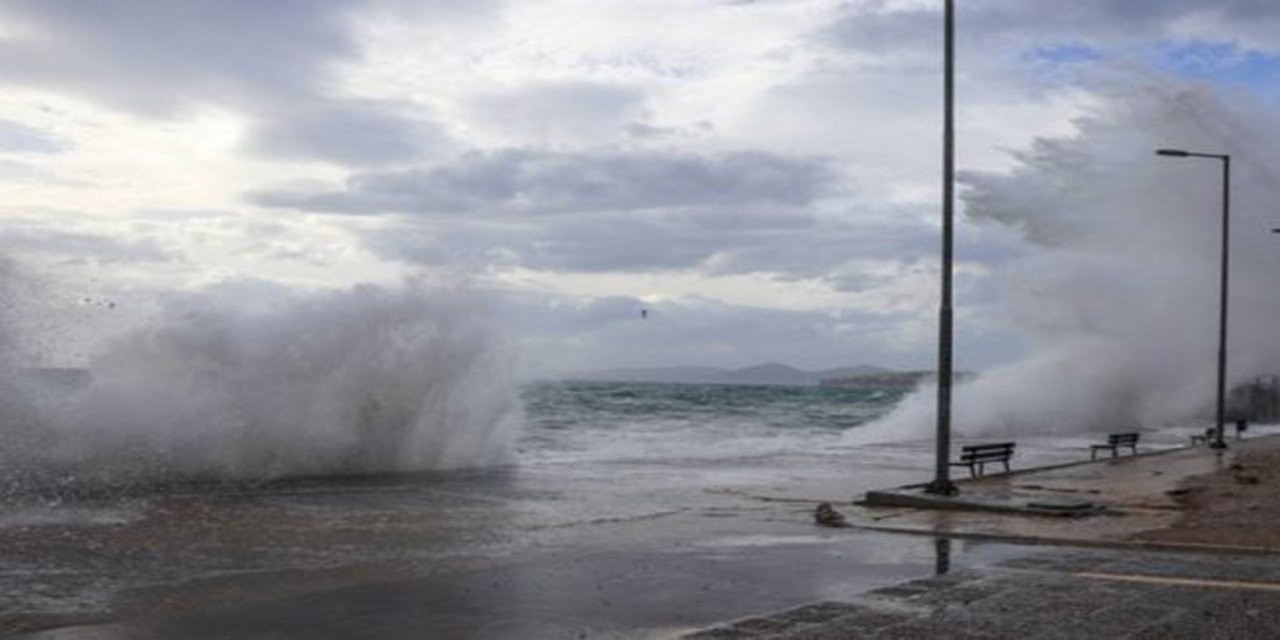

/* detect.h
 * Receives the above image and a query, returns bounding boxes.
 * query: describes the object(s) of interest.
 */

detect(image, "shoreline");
[6,430,1280,638]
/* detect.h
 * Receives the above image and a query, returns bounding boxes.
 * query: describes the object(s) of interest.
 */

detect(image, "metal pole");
[1212,155,1231,449]
[926,0,958,496]
[1156,149,1231,450]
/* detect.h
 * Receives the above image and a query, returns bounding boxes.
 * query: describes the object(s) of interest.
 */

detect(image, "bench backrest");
[959,442,1015,461]
[1107,433,1139,445]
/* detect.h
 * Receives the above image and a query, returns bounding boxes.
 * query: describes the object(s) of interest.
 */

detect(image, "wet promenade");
[686,546,1280,639]
[6,433,1280,639]
[685,435,1280,638]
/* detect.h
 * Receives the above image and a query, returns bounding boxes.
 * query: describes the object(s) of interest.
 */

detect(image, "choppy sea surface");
[520,381,906,464]
[517,379,1243,471]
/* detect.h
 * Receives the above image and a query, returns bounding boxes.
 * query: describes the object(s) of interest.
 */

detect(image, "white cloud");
[0,0,1277,372]
[464,81,648,147]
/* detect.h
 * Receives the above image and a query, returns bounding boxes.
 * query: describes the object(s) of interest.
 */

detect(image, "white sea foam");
[0,278,523,491]
[858,81,1280,441]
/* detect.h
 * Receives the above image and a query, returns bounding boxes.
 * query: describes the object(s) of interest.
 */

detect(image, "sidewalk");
[849,437,1243,551]
[850,433,1280,552]
[682,435,1280,638]
[683,546,1280,639]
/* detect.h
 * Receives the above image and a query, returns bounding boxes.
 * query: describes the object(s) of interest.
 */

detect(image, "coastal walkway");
[684,546,1280,639]
[7,431,1278,639]
[684,435,1280,638]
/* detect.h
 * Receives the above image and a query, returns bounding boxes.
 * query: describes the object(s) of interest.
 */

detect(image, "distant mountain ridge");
[556,362,892,386]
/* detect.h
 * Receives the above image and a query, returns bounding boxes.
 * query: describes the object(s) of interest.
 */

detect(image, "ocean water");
[516,379,1241,470]
[519,381,907,464]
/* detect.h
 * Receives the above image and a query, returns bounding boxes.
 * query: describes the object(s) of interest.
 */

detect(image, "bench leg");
[1091,449,1098,461]
[1002,460,1010,474]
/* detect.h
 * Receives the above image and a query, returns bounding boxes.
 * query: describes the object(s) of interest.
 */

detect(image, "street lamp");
[925,0,959,496]
[1155,148,1231,450]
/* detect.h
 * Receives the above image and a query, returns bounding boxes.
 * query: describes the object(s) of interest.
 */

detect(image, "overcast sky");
[2,0,1280,373]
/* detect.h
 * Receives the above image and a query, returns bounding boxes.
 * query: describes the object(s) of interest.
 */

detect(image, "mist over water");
[0,279,522,495]
[863,82,1280,440]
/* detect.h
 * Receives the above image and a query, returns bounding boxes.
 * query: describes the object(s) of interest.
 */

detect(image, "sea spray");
[0,279,523,494]
[857,81,1280,441]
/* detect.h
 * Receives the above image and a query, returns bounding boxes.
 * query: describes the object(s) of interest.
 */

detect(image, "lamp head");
[1156,148,1191,157]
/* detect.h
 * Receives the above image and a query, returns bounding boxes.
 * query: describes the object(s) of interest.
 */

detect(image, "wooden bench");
[1090,432,1139,460]
[949,442,1015,478]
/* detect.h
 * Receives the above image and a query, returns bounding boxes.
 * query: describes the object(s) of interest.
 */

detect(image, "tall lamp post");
[925,0,958,496]
[1156,148,1231,450]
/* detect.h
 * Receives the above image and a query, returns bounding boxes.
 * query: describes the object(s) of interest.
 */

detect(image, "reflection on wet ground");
[685,545,1280,639]
[1,430,1236,638]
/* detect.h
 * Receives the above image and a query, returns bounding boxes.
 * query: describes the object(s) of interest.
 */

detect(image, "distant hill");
[560,366,727,385]
[813,364,893,379]
[554,362,894,386]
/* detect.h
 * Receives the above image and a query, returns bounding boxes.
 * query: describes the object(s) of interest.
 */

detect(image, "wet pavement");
[5,433,1279,639]
[1,449,953,639]
[680,435,1280,638]
[684,546,1280,639]
[13,533,947,640]
[850,439,1239,548]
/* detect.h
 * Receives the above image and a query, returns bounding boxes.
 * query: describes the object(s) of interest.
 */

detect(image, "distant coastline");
[550,363,977,390]
[551,362,894,387]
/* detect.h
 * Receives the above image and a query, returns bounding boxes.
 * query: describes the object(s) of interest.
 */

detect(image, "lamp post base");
[923,479,959,496]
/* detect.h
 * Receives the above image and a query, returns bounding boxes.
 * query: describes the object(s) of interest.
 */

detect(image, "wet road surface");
[3,448,957,638]
[2,432,1248,639]
[686,545,1280,638]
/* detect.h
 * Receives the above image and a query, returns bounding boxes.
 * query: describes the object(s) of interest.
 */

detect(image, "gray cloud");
[0,0,473,166]
[248,99,452,165]
[0,0,356,115]
[253,141,999,280]
[355,197,951,281]
[253,149,835,216]
[819,1,1280,62]
[255,147,888,276]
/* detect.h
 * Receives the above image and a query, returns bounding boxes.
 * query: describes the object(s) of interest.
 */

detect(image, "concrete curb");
[845,521,1280,556]
[859,489,1104,517]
